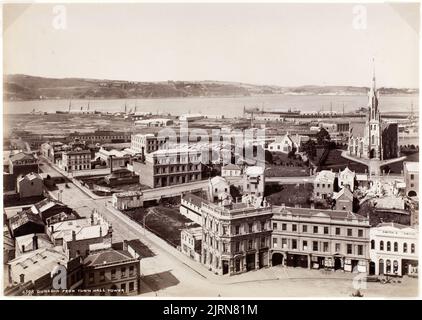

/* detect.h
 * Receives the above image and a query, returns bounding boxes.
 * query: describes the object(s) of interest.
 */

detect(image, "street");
[41,159,418,298]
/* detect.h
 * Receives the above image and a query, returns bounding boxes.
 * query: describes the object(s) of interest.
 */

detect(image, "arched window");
[386,260,391,273]
[380,241,384,251]
[371,240,375,250]
[387,241,391,251]
[393,260,399,274]
[411,243,415,254]
[403,243,408,253]
[394,242,398,252]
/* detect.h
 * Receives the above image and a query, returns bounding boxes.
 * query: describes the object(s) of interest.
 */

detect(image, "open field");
[265,183,314,207]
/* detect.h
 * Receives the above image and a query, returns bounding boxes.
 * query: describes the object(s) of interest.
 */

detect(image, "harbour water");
[3,94,418,117]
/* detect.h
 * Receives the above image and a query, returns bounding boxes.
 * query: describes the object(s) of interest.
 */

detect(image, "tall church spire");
[372,57,376,90]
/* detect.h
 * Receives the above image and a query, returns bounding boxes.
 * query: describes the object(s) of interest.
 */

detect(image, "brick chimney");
[32,234,39,250]
[72,230,76,241]
[20,274,25,284]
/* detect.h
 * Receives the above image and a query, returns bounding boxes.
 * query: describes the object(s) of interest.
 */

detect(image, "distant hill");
[4,74,418,101]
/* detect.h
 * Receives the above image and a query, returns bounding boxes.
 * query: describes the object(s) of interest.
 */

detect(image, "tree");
[316,128,331,145]
[300,140,317,160]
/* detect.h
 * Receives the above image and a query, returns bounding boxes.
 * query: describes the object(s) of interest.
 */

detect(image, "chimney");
[20,274,25,284]
[51,225,54,233]
[21,245,25,253]
[32,234,39,250]
[72,230,76,241]
[99,227,102,237]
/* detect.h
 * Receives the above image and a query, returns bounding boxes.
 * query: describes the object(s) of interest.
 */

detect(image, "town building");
[180,193,209,225]
[47,210,112,259]
[83,247,141,296]
[201,195,273,275]
[134,147,203,188]
[15,233,53,257]
[29,198,76,223]
[348,67,399,160]
[208,176,230,202]
[41,141,69,164]
[337,167,356,191]
[243,166,265,197]
[313,170,336,200]
[8,210,45,238]
[68,130,131,144]
[221,164,242,177]
[8,152,39,175]
[130,133,167,158]
[271,206,370,272]
[16,172,44,198]
[403,161,418,197]
[112,191,144,210]
[104,168,139,186]
[61,149,91,172]
[180,227,202,262]
[134,118,173,127]
[96,147,132,169]
[369,223,418,276]
[333,186,354,212]
[179,114,204,122]
[267,133,309,153]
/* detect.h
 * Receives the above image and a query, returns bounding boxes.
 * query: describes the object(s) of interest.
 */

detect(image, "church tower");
[366,59,382,160]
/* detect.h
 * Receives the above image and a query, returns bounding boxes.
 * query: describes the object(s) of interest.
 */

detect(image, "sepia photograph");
[1,1,420,301]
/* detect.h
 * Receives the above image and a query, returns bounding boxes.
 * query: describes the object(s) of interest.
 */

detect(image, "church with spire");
[348,61,399,161]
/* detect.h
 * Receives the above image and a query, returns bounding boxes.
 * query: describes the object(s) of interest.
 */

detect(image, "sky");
[3,2,420,88]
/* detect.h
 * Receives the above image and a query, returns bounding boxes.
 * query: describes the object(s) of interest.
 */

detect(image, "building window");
[312,241,318,251]
[347,244,353,254]
[302,225,307,233]
[394,242,398,252]
[411,243,415,254]
[129,266,134,276]
[282,223,287,231]
[323,242,329,252]
[100,271,105,282]
[273,223,277,230]
[387,241,391,251]
[303,240,308,250]
[282,238,287,248]
[371,240,375,250]
[235,242,240,252]
[292,239,297,250]
[347,229,352,237]
[273,238,278,248]
[335,243,341,253]
[235,225,240,235]
[358,245,363,256]
[313,226,318,234]
[403,243,408,253]
[129,282,135,292]
[335,227,341,235]
[386,260,391,273]
[410,174,414,180]
[121,283,126,292]
[358,229,363,237]
[324,226,329,234]
[248,240,253,250]
[292,224,297,232]
[380,241,384,251]
[248,223,253,233]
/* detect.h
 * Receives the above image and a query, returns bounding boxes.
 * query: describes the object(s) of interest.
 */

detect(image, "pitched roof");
[9,210,44,231]
[222,164,241,170]
[83,249,134,267]
[9,152,37,162]
[15,233,53,254]
[17,172,43,183]
[333,187,353,200]
[8,248,68,284]
[315,170,336,183]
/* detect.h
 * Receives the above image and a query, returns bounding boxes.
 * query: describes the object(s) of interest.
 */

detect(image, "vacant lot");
[265,183,314,207]
[125,205,197,247]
